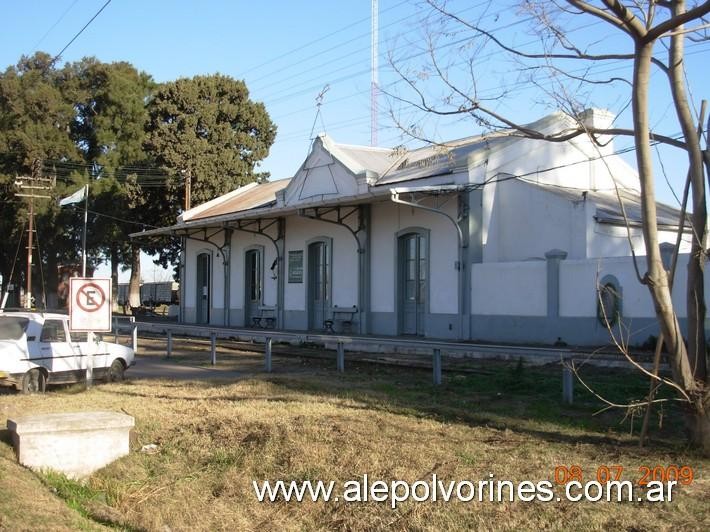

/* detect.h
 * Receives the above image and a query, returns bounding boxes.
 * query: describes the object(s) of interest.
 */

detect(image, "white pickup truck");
[0,311,135,393]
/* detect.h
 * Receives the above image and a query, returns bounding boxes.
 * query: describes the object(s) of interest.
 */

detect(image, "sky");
[1,1,708,283]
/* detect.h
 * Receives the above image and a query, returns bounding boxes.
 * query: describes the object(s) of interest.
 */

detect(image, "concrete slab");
[7,411,134,479]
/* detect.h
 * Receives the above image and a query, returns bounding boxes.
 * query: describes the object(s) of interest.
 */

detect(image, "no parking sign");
[69,278,112,332]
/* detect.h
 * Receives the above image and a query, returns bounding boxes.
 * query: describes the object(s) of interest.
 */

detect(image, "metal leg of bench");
[433,348,442,386]
[210,332,217,366]
[336,341,345,373]
[265,337,272,373]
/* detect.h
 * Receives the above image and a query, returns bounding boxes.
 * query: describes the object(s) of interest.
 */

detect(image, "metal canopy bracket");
[299,206,364,252]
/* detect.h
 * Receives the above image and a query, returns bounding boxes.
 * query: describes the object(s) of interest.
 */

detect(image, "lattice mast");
[370,0,379,146]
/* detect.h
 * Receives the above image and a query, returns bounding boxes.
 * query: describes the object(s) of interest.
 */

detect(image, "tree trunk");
[669,0,708,385]
[631,42,696,388]
[128,245,141,309]
[110,245,119,312]
[689,406,710,456]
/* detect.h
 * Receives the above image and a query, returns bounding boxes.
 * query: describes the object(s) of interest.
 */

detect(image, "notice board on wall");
[288,250,303,283]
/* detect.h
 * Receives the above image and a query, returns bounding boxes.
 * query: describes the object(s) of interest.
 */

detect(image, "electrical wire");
[50,0,112,64]
[29,0,81,54]
[237,0,411,79]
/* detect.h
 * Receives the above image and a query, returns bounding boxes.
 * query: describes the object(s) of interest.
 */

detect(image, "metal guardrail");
[112,316,138,353]
[129,320,655,405]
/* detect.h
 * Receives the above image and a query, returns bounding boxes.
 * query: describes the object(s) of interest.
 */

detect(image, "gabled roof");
[133,109,670,239]
[320,136,396,175]
[181,179,291,222]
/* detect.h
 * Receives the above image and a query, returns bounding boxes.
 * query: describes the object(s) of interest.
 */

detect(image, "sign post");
[69,278,112,388]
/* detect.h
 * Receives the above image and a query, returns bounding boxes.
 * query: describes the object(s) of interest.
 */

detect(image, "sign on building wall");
[288,251,303,283]
[69,278,112,332]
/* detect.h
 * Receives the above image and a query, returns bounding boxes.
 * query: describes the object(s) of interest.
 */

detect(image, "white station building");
[137,109,703,346]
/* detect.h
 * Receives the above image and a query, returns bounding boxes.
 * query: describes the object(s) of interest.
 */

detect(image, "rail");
[111,316,138,353]
[130,320,664,405]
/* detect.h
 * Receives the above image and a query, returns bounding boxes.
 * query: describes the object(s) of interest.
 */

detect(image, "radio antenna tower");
[370,0,379,147]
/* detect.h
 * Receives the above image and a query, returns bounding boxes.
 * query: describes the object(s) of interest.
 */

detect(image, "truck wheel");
[21,369,46,394]
[107,360,125,382]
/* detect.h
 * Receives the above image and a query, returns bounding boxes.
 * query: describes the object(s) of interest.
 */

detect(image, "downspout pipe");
[390,189,466,339]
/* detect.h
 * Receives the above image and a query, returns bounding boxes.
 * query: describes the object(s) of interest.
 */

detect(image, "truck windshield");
[0,316,30,340]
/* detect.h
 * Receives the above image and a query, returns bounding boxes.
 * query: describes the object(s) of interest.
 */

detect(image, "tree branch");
[646,0,710,41]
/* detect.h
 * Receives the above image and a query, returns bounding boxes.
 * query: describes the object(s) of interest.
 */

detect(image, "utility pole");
[184,169,192,211]
[15,168,54,309]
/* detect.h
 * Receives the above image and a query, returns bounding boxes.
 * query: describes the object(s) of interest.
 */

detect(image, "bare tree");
[387,0,710,453]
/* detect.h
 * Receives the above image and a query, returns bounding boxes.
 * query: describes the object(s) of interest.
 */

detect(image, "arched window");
[597,275,622,327]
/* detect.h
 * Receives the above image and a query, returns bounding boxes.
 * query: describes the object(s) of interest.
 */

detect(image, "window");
[0,317,29,340]
[597,278,622,327]
[40,320,67,343]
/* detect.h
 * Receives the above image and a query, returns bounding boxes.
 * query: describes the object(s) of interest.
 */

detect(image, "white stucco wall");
[229,230,278,310]
[283,214,359,312]
[482,179,588,262]
[370,199,460,315]
[559,254,707,319]
[183,235,224,311]
[471,261,547,316]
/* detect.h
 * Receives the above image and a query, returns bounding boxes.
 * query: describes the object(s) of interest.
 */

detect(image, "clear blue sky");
[1,1,707,282]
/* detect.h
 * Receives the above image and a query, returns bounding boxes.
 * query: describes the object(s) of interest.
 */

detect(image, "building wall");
[228,230,278,327]
[183,234,226,325]
[469,252,708,345]
[283,214,359,330]
[483,179,588,261]
[370,198,461,338]
[471,261,547,316]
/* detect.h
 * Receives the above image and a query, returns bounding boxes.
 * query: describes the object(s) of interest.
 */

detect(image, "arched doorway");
[244,247,263,326]
[398,231,428,336]
[195,252,211,324]
[307,239,331,330]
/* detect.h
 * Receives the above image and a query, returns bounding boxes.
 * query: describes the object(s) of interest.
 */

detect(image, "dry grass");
[0,346,708,531]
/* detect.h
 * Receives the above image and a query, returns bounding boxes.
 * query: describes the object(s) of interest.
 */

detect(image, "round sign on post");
[69,278,112,332]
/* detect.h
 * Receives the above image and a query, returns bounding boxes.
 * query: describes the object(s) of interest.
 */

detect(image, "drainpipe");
[222,228,233,326]
[179,236,186,324]
[390,189,467,339]
[276,218,286,329]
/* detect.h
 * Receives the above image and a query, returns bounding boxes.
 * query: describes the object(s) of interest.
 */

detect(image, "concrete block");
[7,411,135,479]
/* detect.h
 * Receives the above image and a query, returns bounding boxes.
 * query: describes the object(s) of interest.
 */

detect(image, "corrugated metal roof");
[372,131,518,186]
[525,181,687,228]
[328,142,397,175]
[189,179,291,221]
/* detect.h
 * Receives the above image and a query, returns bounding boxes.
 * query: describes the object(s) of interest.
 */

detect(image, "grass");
[0,341,708,531]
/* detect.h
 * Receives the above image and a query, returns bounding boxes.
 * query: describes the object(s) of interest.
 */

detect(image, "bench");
[324,306,358,334]
[252,305,276,329]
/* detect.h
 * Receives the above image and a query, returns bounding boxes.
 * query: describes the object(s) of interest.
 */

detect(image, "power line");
[237,0,410,79]
[29,0,81,54]
[51,0,112,65]
[252,1,507,102]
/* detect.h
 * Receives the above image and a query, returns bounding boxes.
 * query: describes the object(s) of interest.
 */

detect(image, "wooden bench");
[252,306,276,329]
[324,306,358,334]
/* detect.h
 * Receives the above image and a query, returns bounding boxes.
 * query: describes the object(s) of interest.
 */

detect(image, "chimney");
[578,108,616,152]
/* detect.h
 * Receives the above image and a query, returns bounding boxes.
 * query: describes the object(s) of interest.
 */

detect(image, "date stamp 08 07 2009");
[553,464,695,486]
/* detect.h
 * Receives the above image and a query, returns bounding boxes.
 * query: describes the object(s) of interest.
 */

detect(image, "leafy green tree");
[66,58,156,308]
[0,53,82,307]
[145,74,277,209]
[144,74,276,274]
